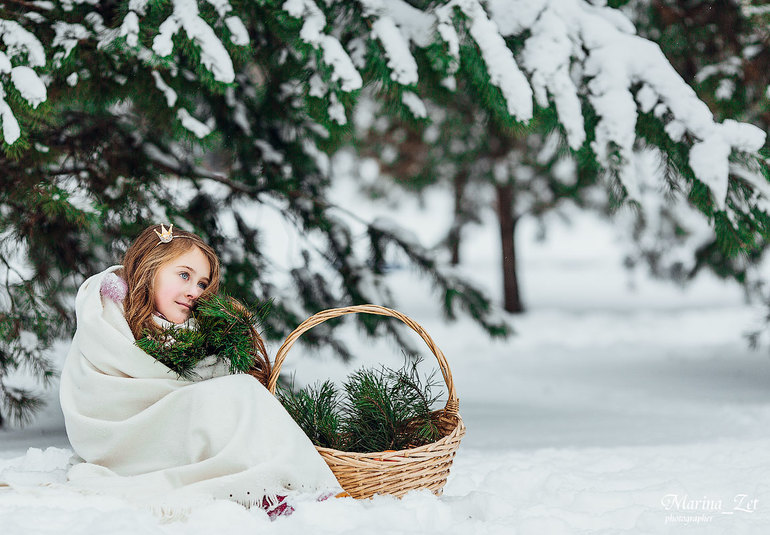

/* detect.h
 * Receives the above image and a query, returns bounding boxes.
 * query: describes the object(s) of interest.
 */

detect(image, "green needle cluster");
[278,357,443,453]
[136,295,271,381]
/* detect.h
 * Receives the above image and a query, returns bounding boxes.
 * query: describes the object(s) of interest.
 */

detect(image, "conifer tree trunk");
[448,169,469,265]
[496,182,524,313]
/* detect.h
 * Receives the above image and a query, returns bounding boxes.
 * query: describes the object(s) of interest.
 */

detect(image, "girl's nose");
[187,285,204,299]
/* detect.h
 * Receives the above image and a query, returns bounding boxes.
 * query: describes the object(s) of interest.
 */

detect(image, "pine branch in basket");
[280,357,443,453]
[344,358,442,452]
[344,367,401,452]
[393,360,443,447]
[277,379,344,450]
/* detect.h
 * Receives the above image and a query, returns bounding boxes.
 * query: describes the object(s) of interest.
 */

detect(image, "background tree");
[353,91,604,313]
[1,0,769,426]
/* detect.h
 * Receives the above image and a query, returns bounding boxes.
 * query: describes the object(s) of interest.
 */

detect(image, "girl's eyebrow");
[178,265,210,282]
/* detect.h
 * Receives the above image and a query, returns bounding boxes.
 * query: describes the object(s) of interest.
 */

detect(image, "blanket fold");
[59,266,339,504]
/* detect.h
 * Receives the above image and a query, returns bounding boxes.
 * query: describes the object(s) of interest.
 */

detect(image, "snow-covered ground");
[3,178,770,534]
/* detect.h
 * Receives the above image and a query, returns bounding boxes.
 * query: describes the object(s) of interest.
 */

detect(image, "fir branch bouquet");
[136,295,272,384]
[277,357,443,453]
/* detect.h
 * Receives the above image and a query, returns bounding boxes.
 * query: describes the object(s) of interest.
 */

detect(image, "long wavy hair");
[121,225,221,339]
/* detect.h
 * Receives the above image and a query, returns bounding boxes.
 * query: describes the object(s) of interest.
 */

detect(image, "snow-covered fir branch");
[2,0,767,217]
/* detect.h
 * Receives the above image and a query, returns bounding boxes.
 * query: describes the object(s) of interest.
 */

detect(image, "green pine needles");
[278,379,345,450]
[136,295,272,382]
[278,357,443,453]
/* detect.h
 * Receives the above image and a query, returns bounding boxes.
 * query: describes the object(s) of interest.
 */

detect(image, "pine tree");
[1,0,769,425]
[609,0,770,287]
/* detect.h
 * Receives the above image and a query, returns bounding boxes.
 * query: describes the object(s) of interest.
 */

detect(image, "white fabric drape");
[59,266,339,505]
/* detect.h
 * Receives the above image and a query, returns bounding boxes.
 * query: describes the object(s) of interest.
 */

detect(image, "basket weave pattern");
[269,304,466,499]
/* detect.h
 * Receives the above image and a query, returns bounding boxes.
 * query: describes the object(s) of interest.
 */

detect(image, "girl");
[59,224,342,516]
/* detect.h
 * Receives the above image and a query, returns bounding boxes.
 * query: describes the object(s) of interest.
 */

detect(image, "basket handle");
[267,304,459,417]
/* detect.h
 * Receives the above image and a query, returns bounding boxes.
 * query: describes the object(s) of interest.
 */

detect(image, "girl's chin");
[165,311,191,324]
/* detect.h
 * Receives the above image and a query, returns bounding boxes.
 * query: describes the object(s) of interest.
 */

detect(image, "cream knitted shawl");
[59,266,339,505]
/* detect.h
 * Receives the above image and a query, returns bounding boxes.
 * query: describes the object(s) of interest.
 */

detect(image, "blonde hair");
[121,225,221,339]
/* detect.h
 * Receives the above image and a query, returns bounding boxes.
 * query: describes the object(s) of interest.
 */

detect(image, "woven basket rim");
[268,304,460,418]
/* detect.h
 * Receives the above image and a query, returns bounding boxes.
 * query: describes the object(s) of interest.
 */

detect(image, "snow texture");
[0,20,46,67]
[371,16,419,85]
[360,0,424,86]
[129,0,149,15]
[177,108,213,138]
[10,66,46,107]
[483,0,766,210]
[224,16,249,46]
[401,91,427,118]
[52,22,90,66]
[0,19,47,144]
[120,12,140,48]
[487,0,545,35]
[444,0,534,122]
[152,71,178,107]
[1,0,769,218]
[520,8,585,149]
[150,0,245,84]
[0,95,21,146]
[382,0,435,48]
[205,0,233,18]
[327,92,346,125]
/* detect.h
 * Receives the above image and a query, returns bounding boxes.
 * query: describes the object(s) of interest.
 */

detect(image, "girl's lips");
[176,302,192,309]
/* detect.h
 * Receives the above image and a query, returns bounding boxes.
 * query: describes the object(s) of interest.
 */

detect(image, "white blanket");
[59,266,339,505]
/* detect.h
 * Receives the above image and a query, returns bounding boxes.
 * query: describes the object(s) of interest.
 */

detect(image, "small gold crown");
[154,224,174,244]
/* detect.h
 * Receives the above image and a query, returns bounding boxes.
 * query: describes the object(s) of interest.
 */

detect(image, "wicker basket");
[267,304,466,499]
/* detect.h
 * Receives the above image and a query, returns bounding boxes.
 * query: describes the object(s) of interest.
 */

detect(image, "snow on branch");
[0,19,47,145]
[52,21,90,67]
[283,0,363,93]
[518,8,584,149]
[359,0,420,87]
[149,0,243,83]
[1,0,766,217]
[484,0,766,210]
[439,0,533,122]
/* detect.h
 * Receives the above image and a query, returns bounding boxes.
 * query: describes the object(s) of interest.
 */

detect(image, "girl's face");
[153,246,212,323]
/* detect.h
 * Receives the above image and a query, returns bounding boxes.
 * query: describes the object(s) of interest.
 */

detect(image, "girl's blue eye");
[180,271,207,290]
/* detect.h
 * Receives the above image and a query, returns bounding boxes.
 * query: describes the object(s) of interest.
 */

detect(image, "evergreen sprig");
[136,294,272,381]
[279,357,443,453]
[277,378,344,450]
